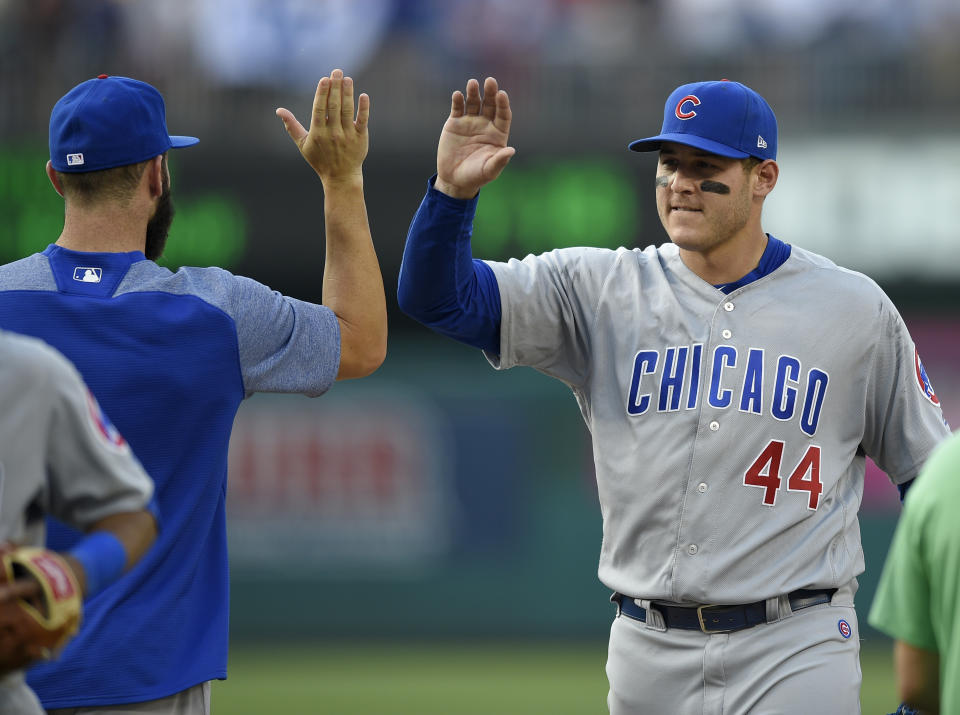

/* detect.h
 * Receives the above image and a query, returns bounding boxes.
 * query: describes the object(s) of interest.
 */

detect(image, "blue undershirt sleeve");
[897,478,914,503]
[397,176,502,354]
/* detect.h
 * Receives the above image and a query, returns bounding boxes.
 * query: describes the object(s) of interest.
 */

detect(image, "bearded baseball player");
[397,77,951,713]
[0,329,157,714]
[0,70,385,712]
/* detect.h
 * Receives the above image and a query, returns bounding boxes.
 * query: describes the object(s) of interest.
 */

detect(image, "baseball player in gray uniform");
[397,77,951,713]
[0,329,156,714]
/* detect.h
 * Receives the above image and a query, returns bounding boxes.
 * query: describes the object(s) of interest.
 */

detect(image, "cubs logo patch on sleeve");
[914,349,940,406]
[85,389,129,451]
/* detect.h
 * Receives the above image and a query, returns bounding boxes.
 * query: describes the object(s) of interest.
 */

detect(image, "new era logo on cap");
[628,80,778,161]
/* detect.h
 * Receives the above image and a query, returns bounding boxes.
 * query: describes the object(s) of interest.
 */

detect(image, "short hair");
[56,156,159,207]
[742,156,762,173]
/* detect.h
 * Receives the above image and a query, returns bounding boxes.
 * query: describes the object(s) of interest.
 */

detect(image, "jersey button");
[721,329,732,339]
[688,544,699,555]
[724,302,735,312]
[697,482,708,493]
[709,421,720,431]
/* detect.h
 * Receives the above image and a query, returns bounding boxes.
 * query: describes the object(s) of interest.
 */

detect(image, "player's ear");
[753,159,779,198]
[46,161,65,198]
[146,155,165,199]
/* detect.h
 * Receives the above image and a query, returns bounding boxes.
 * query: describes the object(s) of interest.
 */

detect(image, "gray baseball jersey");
[0,330,154,547]
[0,329,153,714]
[484,241,949,605]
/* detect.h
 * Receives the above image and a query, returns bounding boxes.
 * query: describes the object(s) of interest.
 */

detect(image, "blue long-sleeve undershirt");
[397,176,502,353]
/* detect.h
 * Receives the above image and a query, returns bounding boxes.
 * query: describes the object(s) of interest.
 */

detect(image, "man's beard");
[144,176,174,261]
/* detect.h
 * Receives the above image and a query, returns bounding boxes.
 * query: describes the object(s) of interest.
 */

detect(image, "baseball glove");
[0,544,81,674]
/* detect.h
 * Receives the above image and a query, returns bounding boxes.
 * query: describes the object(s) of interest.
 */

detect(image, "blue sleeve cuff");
[425,173,481,210]
[897,478,914,503]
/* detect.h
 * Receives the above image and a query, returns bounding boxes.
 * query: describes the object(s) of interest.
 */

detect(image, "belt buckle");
[696,604,727,633]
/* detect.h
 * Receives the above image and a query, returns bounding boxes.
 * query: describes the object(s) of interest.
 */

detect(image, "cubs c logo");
[676,95,701,120]
[838,620,852,639]
[915,349,940,406]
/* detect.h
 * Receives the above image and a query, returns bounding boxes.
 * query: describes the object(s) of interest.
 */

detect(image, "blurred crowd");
[2,0,959,150]
[5,0,960,75]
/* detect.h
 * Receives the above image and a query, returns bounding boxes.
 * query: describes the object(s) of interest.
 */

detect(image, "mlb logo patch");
[914,349,940,405]
[66,153,85,166]
[73,267,102,283]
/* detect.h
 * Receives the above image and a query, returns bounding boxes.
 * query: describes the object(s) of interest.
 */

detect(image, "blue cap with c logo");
[629,80,777,161]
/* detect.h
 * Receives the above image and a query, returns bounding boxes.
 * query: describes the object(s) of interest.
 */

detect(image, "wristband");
[68,531,127,598]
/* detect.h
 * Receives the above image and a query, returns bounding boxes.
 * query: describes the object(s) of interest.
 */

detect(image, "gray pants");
[45,682,210,715]
[0,671,45,715]
[606,595,861,714]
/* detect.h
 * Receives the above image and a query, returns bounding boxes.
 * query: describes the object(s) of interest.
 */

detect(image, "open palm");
[436,77,516,199]
[276,68,370,186]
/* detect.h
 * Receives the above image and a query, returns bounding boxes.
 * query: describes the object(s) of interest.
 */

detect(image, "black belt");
[614,589,837,634]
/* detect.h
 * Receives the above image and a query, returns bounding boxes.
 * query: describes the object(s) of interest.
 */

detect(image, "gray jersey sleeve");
[223,273,341,397]
[483,247,624,388]
[42,343,155,529]
[862,296,951,483]
[118,264,342,398]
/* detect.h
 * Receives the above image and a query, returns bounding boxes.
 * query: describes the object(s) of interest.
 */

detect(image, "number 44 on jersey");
[744,440,822,510]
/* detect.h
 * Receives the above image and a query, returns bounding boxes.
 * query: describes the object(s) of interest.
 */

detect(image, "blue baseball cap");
[628,80,777,161]
[49,74,198,173]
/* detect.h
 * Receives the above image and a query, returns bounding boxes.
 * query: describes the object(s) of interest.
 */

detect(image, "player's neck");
[55,203,148,255]
[678,227,769,286]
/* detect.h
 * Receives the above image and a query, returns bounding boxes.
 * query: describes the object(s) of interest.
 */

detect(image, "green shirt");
[869,431,960,713]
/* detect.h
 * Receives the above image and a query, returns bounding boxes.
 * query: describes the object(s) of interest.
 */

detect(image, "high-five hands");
[435,77,515,199]
[277,69,370,187]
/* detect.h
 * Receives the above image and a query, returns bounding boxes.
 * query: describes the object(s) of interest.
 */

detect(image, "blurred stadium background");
[3,0,959,712]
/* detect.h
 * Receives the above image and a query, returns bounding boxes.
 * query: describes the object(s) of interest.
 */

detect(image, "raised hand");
[276,69,370,187]
[435,77,516,199]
